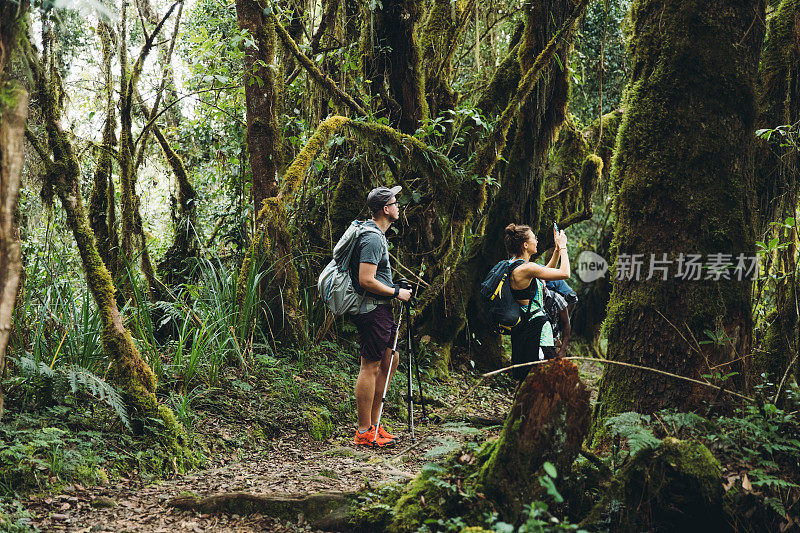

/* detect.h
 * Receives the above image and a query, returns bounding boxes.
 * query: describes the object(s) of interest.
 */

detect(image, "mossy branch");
[271,13,368,117]
[468,0,590,183]
[123,0,180,122]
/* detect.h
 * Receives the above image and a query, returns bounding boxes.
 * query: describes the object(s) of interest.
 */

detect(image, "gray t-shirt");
[350,220,392,300]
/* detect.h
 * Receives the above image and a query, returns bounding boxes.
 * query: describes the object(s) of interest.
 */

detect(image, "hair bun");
[505,223,516,235]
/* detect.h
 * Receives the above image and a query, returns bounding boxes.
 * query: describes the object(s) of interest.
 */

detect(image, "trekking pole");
[412,333,428,421]
[373,306,403,444]
[406,302,415,441]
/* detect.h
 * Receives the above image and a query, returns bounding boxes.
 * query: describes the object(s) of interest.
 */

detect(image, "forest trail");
[23,381,513,532]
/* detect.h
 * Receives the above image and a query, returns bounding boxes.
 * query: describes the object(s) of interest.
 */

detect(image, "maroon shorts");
[351,304,397,362]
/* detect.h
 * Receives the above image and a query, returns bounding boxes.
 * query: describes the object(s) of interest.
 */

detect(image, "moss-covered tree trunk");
[593,0,766,426]
[753,0,800,384]
[388,359,590,530]
[0,75,28,421]
[31,51,190,463]
[89,21,120,280]
[420,0,463,119]
[361,0,428,133]
[236,0,281,212]
[421,0,584,372]
[236,3,308,348]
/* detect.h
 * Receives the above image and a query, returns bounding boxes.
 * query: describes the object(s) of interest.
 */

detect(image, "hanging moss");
[359,0,428,133]
[593,0,765,431]
[420,0,461,119]
[418,1,586,366]
[327,149,370,237]
[273,14,367,117]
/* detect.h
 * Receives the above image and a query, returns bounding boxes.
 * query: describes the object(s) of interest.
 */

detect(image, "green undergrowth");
[596,384,800,531]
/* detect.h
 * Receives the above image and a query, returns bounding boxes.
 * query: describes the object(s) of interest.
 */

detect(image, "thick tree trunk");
[235,5,308,348]
[361,0,429,133]
[236,0,281,213]
[593,0,766,426]
[753,0,800,383]
[422,0,581,372]
[420,0,464,119]
[0,86,28,422]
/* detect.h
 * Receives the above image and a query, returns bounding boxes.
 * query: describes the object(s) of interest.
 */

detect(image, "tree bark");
[89,22,119,280]
[389,359,590,530]
[237,0,281,213]
[753,0,800,383]
[0,86,28,422]
[593,0,766,426]
[0,0,29,423]
[361,0,429,133]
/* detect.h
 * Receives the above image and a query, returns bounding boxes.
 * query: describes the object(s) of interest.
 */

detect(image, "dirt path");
[25,383,512,532]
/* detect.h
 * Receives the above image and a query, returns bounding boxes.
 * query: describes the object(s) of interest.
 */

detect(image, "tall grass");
[14,250,104,374]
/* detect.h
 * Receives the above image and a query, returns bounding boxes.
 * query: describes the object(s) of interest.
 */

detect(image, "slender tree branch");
[271,13,368,117]
[25,127,53,167]
[134,0,184,171]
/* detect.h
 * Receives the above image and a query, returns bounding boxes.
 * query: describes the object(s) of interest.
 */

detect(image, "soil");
[23,373,516,532]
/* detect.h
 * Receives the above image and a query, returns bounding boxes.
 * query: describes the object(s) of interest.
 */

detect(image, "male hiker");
[351,186,412,447]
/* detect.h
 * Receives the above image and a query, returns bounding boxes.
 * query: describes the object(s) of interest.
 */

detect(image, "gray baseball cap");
[367,185,402,211]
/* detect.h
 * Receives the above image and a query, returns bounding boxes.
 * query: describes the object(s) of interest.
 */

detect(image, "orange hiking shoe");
[377,424,398,442]
[353,426,396,448]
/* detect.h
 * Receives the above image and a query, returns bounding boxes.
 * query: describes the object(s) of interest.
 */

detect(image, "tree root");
[168,491,360,531]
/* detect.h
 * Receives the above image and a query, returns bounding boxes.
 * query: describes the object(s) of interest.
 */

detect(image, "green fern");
[66,367,132,431]
[17,356,131,431]
[606,412,662,456]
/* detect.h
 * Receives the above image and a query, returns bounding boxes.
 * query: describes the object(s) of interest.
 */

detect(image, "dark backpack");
[480,259,529,334]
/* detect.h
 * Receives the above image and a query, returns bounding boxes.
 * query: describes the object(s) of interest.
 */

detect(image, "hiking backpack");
[317,221,386,316]
[480,259,533,334]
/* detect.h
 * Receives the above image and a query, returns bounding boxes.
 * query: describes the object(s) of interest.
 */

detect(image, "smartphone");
[553,221,559,233]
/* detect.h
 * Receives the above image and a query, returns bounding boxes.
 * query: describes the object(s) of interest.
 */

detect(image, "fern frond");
[606,412,662,456]
[66,366,132,432]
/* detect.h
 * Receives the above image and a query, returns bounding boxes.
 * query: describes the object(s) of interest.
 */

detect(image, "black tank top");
[508,260,536,301]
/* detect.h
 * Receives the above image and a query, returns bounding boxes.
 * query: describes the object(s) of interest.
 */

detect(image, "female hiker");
[504,223,570,381]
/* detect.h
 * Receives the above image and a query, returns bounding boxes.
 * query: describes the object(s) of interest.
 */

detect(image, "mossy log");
[582,438,726,532]
[389,359,590,531]
[593,0,766,427]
